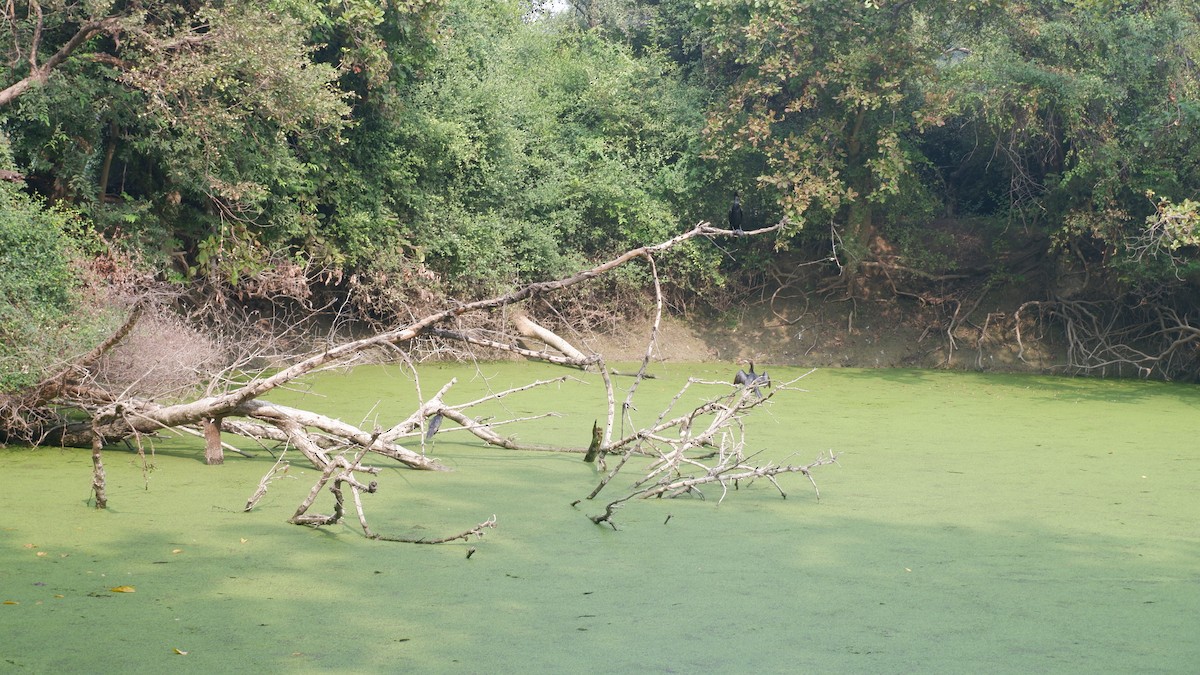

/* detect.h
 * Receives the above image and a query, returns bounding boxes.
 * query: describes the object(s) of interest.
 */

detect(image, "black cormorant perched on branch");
[728,192,745,236]
[734,360,769,398]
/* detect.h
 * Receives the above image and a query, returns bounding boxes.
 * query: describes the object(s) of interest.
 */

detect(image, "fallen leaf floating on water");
[240,538,247,544]
[36,551,47,557]
[23,544,36,549]
[171,549,183,554]
[109,586,136,593]
[2,600,17,605]
[173,648,189,655]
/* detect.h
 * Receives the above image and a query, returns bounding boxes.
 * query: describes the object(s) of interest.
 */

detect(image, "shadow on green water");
[835,365,1200,407]
[2,365,1198,672]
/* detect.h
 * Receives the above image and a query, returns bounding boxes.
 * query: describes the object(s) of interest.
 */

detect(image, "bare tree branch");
[0,15,124,107]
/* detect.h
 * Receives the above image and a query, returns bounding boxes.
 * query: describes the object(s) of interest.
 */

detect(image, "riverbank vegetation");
[2,0,1199,416]
[4,1,1200,376]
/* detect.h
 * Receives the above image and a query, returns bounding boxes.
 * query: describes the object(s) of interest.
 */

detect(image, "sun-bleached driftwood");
[512,312,589,363]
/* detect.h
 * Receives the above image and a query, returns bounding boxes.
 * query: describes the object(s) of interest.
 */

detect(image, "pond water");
[2,364,1198,672]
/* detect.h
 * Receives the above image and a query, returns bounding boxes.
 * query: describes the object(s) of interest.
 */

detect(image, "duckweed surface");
[2,365,1198,672]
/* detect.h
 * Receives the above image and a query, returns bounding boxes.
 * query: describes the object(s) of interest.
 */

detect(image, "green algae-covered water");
[2,365,1198,673]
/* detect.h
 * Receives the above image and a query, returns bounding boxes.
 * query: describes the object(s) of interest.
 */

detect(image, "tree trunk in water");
[91,435,107,509]
[204,416,224,465]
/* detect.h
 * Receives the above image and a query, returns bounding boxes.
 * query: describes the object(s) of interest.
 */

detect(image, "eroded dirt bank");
[585,294,1062,373]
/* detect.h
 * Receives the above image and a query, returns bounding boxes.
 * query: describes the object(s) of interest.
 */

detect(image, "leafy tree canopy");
[1,0,1199,383]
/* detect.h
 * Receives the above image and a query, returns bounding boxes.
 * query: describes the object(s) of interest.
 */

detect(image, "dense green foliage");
[1,0,1199,383]
[934,2,1200,275]
[390,3,719,293]
[0,141,108,391]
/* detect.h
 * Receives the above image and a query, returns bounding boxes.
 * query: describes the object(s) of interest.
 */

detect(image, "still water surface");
[2,364,1197,672]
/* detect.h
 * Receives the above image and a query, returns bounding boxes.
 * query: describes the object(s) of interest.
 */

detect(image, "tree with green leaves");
[939,0,1200,284]
[938,1,1200,377]
[695,0,973,281]
[0,0,440,285]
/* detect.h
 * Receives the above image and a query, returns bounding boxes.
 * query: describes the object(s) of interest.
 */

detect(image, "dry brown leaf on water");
[36,551,47,557]
[173,648,189,655]
[171,549,183,554]
[2,600,17,605]
[109,586,136,593]
[22,543,36,549]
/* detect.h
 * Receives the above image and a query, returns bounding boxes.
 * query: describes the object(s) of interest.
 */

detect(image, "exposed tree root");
[1015,297,1200,379]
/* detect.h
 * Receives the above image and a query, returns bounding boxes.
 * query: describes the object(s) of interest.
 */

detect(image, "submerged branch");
[371,515,498,544]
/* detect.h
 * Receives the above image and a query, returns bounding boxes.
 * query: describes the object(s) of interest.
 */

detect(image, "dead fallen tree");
[1,217,834,538]
[576,370,838,528]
